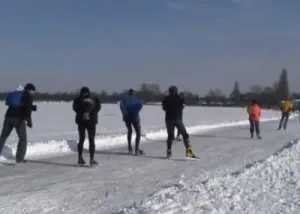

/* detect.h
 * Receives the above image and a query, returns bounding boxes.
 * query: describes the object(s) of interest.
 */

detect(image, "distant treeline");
[0,68,298,108]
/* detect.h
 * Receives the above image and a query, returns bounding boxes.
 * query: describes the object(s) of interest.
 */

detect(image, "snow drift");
[118,139,300,214]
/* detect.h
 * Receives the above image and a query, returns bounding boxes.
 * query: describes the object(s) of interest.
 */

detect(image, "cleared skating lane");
[0,119,299,214]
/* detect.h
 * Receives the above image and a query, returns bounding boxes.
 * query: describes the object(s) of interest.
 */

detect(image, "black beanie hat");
[24,83,36,91]
[80,86,90,96]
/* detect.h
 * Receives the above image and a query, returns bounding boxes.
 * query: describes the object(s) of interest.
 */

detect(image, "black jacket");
[72,95,101,125]
[5,90,34,122]
[162,94,185,120]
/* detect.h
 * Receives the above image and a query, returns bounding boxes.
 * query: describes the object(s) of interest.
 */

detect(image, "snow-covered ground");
[0,102,299,214]
[120,135,300,214]
[0,102,283,160]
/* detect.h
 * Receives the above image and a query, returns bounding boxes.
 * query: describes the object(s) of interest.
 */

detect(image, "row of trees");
[0,69,297,107]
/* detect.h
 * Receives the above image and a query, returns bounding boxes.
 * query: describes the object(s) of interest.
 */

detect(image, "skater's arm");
[289,102,293,112]
[162,97,167,111]
[180,97,185,109]
[120,98,127,116]
[22,91,33,122]
[94,97,101,112]
[136,98,143,112]
[72,98,79,113]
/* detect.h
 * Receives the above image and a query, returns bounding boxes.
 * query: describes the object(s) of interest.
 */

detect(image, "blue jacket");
[120,95,143,120]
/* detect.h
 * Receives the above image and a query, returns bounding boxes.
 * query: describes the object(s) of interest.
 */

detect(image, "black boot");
[135,149,145,156]
[78,156,85,165]
[128,146,133,154]
[90,159,98,166]
[166,150,172,159]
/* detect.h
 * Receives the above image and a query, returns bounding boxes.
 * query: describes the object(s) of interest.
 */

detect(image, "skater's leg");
[278,114,284,129]
[77,124,86,161]
[15,119,28,162]
[283,114,289,129]
[166,120,175,151]
[125,119,133,151]
[132,118,141,152]
[87,124,96,161]
[176,128,181,139]
[174,120,190,148]
[254,121,261,138]
[175,120,195,157]
[0,118,14,155]
[249,120,254,137]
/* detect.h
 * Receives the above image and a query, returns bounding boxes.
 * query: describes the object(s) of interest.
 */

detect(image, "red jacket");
[247,104,261,121]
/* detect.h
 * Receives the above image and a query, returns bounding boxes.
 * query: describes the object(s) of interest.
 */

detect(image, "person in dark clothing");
[0,83,36,163]
[175,92,185,141]
[120,89,144,155]
[162,86,195,158]
[72,87,101,166]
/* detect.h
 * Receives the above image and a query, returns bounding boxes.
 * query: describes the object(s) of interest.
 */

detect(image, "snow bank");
[119,139,300,214]
[0,115,286,161]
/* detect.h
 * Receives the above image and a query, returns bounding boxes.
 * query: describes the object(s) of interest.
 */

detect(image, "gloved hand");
[26,119,33,128]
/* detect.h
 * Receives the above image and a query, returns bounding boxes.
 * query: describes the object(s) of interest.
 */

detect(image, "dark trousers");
[166,119,190,151]
[0,117,27,161]
[278,113,290,130]
[173,116,183,139]
[249,120,260,136]
[176,128,181,138]
[77,123,96,160]
[125,118,141,151]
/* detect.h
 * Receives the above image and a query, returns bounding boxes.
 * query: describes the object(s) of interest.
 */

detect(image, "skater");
[175,92,185,141]
[120,89,144,155]
[247,99,261,139]
[162,86,196,159]
[0,83,37,163]
[278,98,293,130]
[72,86,101,166]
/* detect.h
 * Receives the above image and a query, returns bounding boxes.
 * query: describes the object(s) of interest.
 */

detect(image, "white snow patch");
[119,139,300,214]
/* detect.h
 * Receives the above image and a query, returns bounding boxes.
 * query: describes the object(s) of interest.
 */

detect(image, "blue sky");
[0,0,300,94]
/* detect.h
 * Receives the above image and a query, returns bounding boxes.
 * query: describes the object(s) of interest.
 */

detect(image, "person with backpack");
[0,83,37,163]
[120,89,144,155]
[72,87,101,166]
[162,86,196,159]
[247,99,262,139]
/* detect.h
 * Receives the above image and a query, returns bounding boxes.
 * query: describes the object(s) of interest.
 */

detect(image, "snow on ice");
[120,139,300,214]
[0,102,299,214]
[0,102,286,160]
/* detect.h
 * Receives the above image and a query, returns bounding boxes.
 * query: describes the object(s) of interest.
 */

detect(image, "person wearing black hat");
[72,86,101,166]
[120,88,144,155]
[0,83,37,163]
[162,86,196,159]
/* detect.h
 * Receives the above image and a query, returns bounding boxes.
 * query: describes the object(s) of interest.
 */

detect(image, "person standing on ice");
[162,86,196,159]
[0,83,37,163]
[120,89,144,155]
[277,98,293,130]
[247,99,262,139]
[72,87,101,166]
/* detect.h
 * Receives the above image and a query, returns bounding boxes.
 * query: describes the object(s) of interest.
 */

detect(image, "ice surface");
[0,104,299,214]
[0,102,288,160]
